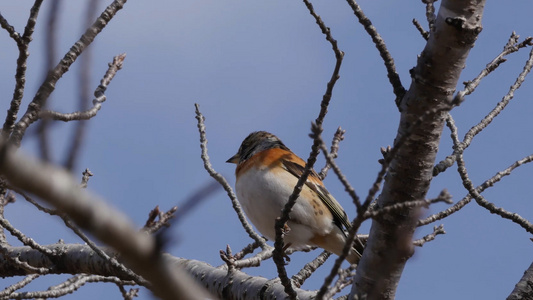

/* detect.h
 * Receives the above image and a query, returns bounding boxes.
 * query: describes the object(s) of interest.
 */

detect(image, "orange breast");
[236,148,301,177]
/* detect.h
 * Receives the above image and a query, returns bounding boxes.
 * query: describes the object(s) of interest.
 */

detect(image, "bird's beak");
[226,153,239,164]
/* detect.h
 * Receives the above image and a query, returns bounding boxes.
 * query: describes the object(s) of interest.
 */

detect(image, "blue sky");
[1,1,532,299]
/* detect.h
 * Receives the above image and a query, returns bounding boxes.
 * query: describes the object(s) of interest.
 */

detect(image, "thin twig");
[143,206,178,235]
[0,274,40,299]
[273,125,322,299]
[5,275,136,300]
[80,168,93,188]
[422,0,437,34]
[364,195,452,220]
[117,284,139,300]
[0,14,22,44]
[194,104,267,248]
[227,246,275,269]
[412,19,429,41]
[456,153,533,234]
[435,45,533,175]
[9,0,128,146]
[318,127,345,180]
[272,1,347,296]
[291,251,331,288]
[315,127,361,209]
[0,216,56,256]
[324,266,355,299]
[233,240,263,260]
[422,154,533,226]
[413,224,445,247]
[1,0,45,139]
[40,54,126,122]
[64,0,101,170]
[453,33,533,105]
[345,0,406,106]
[37,0,62,162]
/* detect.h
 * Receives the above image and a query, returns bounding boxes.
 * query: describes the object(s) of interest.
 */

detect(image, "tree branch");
[9,0,128,146]
[345,0,406,106]
[0,141,212,300]
[351,1,485,298]
[507,261,533,300]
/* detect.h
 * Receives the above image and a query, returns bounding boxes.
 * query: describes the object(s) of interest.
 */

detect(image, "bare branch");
[413,224,446,247]
[345,0,406,106]
[453,33,533,105]
[507,261,533,300]
[233,240,263,261]
[422,0,437,33]
[324,266,355,299]
[412,19,429,41]
[231,246,275,269]
[5,275,136,300]
[314,126,361,209]
[273,122,322,299]
[8,186,147,286]
[37,0,62,162]
[194,103,267,249]
[64,0,101,170]
[434,37,533,175]
[271,0,347,295]
[423,154,533,226]
[0,274,40,299]
[456,153,533,234]
[364,193,452,221]
[0,141,212,299]
[460,45,533,142]
[177,256,318,299]
[349,0,487,290]
[1,0,45,139]
[39,54,126,122]
[318,127,345,180]
[301,0,344,128]
[80,168,94,188]
[143,205,178,235]
[118,284,139,300]
[291,251,331,288]
[0,215,55,256]
[9,0,129,146]
[0,14,22,44]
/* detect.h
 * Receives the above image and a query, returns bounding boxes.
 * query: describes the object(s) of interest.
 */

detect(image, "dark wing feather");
[282,159,366,258]
[282,159,352,231]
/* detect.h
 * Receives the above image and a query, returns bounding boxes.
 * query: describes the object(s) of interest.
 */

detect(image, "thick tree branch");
[0,142,212,300]
[176,256,317,299]
[507,261,533,300]
[351,1,485,299]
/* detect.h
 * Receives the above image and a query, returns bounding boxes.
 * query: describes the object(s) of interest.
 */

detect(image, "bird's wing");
[281,158,352,232]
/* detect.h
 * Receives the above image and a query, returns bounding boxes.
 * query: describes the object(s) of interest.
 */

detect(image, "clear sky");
[1,1,532,299]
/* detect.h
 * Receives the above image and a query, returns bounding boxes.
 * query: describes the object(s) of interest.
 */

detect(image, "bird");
[226,131,363,264]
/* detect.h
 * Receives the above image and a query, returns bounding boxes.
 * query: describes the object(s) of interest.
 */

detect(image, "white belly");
[235,166,333,248]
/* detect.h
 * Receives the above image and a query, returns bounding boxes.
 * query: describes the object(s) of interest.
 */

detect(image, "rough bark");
[350,1,485,299]
[507,261,533,300]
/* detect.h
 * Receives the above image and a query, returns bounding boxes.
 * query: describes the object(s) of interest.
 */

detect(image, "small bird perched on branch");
[227,131,363,264]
